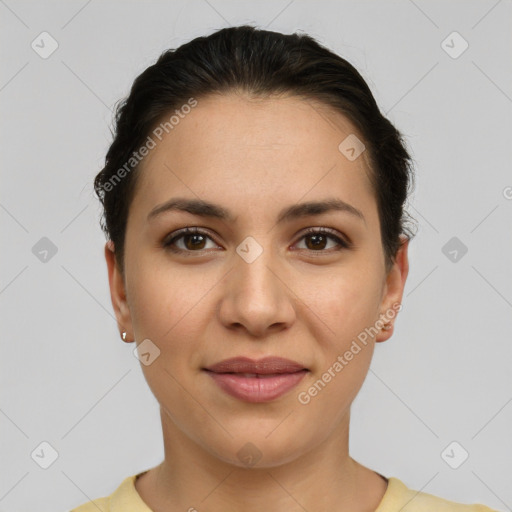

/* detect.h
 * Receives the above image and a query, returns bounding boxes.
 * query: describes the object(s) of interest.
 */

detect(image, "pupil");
[308,234,326,250]
[187,234,205,250]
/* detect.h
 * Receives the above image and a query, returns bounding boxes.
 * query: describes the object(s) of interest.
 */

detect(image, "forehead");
[131,92,376,222]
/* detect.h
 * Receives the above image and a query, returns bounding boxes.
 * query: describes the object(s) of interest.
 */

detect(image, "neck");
[135,407,387,512]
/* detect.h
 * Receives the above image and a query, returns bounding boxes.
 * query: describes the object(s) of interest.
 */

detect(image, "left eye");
[163,228,349,253]
[295,229,349,251]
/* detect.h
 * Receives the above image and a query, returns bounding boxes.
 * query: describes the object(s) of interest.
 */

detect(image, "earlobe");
[104,241,134,343]
[375,236,410,343]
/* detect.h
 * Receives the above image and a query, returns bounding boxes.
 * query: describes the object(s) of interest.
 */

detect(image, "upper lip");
[204,357,307,374]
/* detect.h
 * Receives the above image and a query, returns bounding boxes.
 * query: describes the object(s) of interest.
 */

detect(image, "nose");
[217,242,296,338]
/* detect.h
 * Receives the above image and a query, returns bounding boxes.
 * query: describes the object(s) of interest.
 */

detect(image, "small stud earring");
[122,332,128,341]
[382,323,392,331]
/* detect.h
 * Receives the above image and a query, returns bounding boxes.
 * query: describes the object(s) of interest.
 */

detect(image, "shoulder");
[70,473,151,512]
[71,496,109,512]
[377,477,501,512]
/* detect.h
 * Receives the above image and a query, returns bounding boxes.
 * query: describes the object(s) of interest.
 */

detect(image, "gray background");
[1,1,511,510]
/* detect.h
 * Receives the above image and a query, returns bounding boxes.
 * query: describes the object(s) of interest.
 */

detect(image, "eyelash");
[162,227,351,255]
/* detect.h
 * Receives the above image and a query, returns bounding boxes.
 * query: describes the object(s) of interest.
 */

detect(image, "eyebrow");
[147,197,365,224]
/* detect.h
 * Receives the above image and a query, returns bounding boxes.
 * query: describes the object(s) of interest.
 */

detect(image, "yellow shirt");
[71,472,500,511]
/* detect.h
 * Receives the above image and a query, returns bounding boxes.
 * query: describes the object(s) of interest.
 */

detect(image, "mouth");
[203,357,309,403]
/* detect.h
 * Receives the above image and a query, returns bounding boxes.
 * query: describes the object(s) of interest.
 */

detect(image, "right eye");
[162,227,221,254]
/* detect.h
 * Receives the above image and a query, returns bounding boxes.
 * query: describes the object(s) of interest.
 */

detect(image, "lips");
[205,356,306,374]
[203,357,308,403]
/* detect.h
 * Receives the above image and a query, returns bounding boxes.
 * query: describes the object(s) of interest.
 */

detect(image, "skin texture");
[105,91,409,512]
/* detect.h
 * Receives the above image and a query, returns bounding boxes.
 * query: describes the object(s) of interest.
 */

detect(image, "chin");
[205,430,312,470]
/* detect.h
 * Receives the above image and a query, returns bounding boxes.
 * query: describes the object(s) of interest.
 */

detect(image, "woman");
[72,25,498,512]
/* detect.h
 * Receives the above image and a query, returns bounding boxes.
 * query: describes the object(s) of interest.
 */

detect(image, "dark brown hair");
[95,24,416,273]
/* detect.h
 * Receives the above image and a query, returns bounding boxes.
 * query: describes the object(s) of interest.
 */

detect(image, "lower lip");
[205,370,308,403]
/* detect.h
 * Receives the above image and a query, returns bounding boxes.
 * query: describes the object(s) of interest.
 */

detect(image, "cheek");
[127,260,209,341]
[295,274,381,417]
[296,265,382,348]
[126,266,210,413]
[297,345,374,431]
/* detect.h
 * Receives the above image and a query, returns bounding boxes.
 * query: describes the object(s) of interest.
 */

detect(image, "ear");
[375,235,410,343]
[105,241,134,343]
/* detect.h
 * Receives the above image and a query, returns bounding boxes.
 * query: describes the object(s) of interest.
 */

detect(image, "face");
[106,92,409,468]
